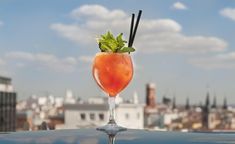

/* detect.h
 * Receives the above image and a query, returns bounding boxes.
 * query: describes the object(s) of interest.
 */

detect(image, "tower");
[211,96,217,109]
[146,83,156,108]
[205,91,210,106]
[202,91,210,129]
[223,97,227,110]
[185,97,190,110]
[0,76,17,132]
[172,96,176,110]
[65,89,76,104]
[133,91,139,104]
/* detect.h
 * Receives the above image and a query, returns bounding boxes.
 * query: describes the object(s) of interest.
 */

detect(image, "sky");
[0,0,235,105]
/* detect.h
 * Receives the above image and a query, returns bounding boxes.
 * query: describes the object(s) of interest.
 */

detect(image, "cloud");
[172,2,188,10]
[78,55,93,63]
[220,8,235,21]
[5,51,78,72]
[0,58,5,65]
[189,52,235,69]
[51,4,227,54]
[16,62,26,68]
[71,4,127,20]
[5,51,34,61]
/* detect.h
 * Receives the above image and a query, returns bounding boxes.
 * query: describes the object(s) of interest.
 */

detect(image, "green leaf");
[97,31,135,53]
[117,47,135,53]
[116,33,127,50]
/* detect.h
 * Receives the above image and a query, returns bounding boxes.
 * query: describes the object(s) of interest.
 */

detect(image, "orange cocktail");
[92,10,142,132]
[92,52,133,97]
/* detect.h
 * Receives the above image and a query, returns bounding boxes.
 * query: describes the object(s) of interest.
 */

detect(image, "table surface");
[0,129,235,144]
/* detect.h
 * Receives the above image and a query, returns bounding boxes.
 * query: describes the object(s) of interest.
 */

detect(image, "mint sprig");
[98,31,135,53]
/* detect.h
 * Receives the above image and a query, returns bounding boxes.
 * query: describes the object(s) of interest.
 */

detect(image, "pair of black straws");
[128,10,142,47]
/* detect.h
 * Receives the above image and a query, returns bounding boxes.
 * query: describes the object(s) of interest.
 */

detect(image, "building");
[115,103,144,129]
[64,89,76,104]
[0,76,17,132]
[144,83,159,128]
[61,95,144,129]
[146,83,156,108]
[63,102,109,129]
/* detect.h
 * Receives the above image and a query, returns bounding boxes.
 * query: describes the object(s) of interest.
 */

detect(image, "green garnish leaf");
[98,31,135,53]
[117,47,135,53]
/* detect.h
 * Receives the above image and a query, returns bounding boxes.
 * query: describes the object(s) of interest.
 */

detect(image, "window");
[80,113,86,120]
[125,113,129,119]
[90,113,95,120]
[99,113,104,121]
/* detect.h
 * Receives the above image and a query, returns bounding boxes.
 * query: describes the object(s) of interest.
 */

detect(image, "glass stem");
[109,135,115,144]
[108,96,116,124]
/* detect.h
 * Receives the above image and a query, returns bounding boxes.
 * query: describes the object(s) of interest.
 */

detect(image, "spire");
[185,97,190,110]
[223,97,227,110]
[212,96,217,108]
[172,96,176,110]
[133,91,139,104]
[205,91,210,107]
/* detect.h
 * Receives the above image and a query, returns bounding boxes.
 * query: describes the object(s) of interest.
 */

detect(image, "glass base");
[96,123,127,135]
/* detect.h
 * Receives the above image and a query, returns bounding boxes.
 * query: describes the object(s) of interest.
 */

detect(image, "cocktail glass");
[92,52,133,132]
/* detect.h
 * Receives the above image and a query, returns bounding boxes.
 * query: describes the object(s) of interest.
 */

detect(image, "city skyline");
[0,0,235,104]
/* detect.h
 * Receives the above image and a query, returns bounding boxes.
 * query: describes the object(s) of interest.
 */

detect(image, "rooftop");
[64,103,109,111]
[0,76,11,85]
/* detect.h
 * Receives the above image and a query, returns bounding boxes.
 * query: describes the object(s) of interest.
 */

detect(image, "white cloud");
[5,51,78,72]
[51,4,227,54]
[189,52,235,69]
[220,8,235,21]
[5,51,34,61]
[78,55,93,63]
[172,2,188,10]
[0,58,5,65]
[16,63,26,68]
[71,4,127,20]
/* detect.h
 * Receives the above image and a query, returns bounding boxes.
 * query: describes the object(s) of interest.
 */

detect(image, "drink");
[92,32,135,132]
[93,52,133,97]
[92,10,142,133]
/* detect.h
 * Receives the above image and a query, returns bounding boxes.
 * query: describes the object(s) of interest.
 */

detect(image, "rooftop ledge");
[1,129,235,144]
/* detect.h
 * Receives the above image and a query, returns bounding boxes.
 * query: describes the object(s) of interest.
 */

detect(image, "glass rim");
[95,52,131,56]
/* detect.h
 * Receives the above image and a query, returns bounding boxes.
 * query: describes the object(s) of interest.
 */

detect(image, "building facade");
[115,103,144,129]
[0,76,17,132]
[61,96,144,129]
[63,103,109,129]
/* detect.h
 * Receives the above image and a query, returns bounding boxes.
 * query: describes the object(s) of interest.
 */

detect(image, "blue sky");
[0,0,235,105]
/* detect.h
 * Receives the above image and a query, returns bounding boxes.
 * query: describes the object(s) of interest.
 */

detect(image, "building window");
[125,113,129,119]
[90,113,95,120]
[99,113,104,121]
[80,113,86,120]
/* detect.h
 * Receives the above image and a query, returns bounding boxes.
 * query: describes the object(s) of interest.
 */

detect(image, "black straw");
[130,10,142,47]
[128,14,135,47]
